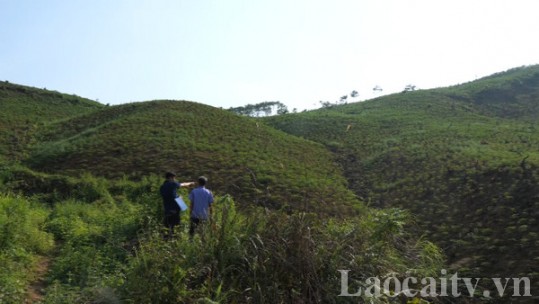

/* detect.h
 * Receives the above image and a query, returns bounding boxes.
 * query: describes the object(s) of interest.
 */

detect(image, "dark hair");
[165,172,176,179]
[198,176,207,186]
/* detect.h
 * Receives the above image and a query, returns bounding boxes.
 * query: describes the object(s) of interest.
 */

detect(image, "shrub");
[43,198,144,302]
[0,195,54,303]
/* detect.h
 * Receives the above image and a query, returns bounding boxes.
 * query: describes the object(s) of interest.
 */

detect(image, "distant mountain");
[12,98,360,214]
[265,65,539,290]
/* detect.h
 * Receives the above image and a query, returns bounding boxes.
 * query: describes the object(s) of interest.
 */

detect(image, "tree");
[228,101,289,117]
[276,103,289,115]
[318,90,358,109]
[403,84,417,92]
[319,100,333,108]
[373,85,383,93]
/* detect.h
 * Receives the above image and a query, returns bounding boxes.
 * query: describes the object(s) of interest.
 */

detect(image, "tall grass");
[121,196,443,303]
[0,195,54,303]
[42,198,143,303]
[0,168,446,303]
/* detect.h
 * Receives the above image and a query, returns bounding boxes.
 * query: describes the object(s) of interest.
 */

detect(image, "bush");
[1,166,113,203]
[43,198,144,302]
[0,195,53,254]
[0,195,54,303]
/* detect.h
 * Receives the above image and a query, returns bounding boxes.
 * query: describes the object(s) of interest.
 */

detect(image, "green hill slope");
[265,65,539,287]
[0,81,103,161]
[24,100,360,214]
[0,83,447,303]
[439,65,539,120]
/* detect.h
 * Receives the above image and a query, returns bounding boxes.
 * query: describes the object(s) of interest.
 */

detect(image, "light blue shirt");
[189,186,214,220]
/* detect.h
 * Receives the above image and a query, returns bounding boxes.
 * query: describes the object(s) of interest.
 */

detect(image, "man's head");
[198,176,207,186]
[165,172,177,180]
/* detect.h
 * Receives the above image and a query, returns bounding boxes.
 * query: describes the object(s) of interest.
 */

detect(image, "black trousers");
[189,217,207,237]
[164,210,180,229]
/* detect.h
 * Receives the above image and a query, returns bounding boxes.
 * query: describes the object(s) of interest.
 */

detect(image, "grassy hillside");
[265,65,539,290]
[0,81,103,161]
[2,66,538,301]
[0,82,446,302]
[23,100,360,214]
[439,65,539,120]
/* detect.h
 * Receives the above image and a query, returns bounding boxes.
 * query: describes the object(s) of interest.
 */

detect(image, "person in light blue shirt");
[188,176,214,237]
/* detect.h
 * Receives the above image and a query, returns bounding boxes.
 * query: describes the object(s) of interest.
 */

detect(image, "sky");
[1,0,539,111]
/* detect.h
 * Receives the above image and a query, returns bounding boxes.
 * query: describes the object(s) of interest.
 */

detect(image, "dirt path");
[25,255,51,303]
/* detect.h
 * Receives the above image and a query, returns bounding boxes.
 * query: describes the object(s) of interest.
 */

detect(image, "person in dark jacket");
[160,172,194,239]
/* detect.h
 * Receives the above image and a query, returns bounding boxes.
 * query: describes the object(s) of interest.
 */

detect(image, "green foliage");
[0,165,113,203]
[0,195,54,303]
[265,65,539,290]
[1,66,538,302]
[440,65,539,120]
[121,196,443,303]
[0,187,440,303]
[0,82,102,161]
[23,100,361,215]
[228,101,288,116]
[43,199,143,302]
[0,197,53,253]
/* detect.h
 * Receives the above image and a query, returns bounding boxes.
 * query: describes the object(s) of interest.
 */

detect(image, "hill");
[1,70,536,301]
[439,65,539,120]
[20,99,360,214]
[0,82,449,303]
[265,65,539,290]
[0,81,103,162]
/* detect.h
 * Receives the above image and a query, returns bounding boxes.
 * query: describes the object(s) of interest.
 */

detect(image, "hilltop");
[265,65,539,289]
[0,81,103,161]
[2,97,358,214]
[439,65,539,120]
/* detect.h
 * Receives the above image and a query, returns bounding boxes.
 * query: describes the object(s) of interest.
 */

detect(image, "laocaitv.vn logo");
[338,269,532,299]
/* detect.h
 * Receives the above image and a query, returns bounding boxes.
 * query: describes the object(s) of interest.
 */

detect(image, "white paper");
[175,196,188,211]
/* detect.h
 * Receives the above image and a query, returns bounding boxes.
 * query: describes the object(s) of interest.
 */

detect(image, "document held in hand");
[175,196,188,211]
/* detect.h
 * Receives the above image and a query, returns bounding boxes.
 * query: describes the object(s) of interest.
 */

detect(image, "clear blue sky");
[1,0,539,110]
